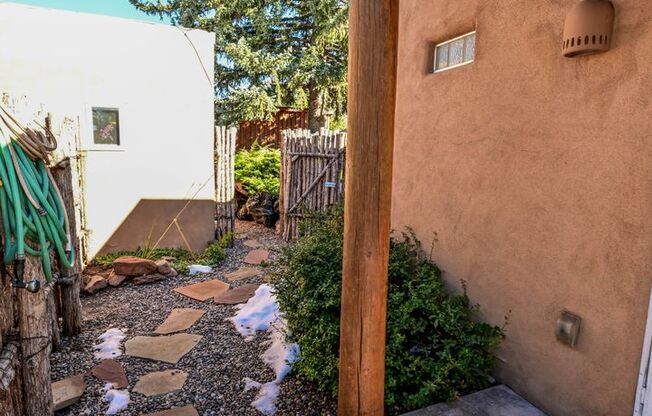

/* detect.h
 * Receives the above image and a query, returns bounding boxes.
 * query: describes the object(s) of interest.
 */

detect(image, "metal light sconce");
[562,0,615,57]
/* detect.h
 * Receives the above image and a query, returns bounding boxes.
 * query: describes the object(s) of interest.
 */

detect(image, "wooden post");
[338,0,400,414]
[17,256,54,416]
[52,159,83,336]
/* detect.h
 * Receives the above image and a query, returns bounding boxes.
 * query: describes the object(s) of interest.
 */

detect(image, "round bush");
[272,207,504,413]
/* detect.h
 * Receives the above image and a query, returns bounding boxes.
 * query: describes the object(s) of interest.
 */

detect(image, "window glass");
[92,108,120,145]
[434,31,476,73]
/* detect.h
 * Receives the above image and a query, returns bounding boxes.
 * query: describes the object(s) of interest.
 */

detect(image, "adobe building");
[392,1,652,415]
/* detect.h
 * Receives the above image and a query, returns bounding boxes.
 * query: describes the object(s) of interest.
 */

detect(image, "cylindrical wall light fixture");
[562,0,615,57]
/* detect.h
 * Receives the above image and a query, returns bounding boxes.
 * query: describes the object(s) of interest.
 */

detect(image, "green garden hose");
[0,102,74,287]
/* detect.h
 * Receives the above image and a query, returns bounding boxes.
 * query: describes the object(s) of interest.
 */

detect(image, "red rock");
[156,260,173,275]
[91,359,128,389]
[107,271,127,287]
[113,257,157,277]
[214,284,260,304]
[243,249,270,265]
[84,275,107,294]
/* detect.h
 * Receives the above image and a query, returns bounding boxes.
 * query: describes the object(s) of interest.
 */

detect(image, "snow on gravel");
[104,385,130,415]
[231,284,300,415]
[94,328,126,360]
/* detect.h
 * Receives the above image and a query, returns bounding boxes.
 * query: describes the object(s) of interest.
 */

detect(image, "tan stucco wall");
[392,1,652,415]
[98,199,215,255]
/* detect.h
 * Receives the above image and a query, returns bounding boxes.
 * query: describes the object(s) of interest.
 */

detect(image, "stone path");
[50,220,338,416]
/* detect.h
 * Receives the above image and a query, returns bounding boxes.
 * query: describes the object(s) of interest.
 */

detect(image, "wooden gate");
[280,129,346,240]
[215,126,237,239]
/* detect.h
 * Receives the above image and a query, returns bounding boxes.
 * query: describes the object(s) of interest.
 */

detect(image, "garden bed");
[50,221,336,416]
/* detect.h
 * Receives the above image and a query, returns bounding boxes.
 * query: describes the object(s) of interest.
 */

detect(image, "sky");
[4,0,170,23]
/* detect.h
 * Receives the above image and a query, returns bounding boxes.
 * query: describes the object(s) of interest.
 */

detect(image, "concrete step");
[402,385,547,416]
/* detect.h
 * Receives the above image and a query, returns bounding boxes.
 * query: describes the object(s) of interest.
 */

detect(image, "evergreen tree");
[129,0,348,129]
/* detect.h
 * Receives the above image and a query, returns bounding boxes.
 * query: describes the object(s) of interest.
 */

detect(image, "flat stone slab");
[155,309,206,334]
[401,385,547,416]
[243,239,263,248]
[225,267,262,282]
[243,249,270,265]
[133,369,188,397]
[90,359,128,389]
[52,374,85,411]
[145,405,199,416]
[125,334,202,364]
[174,279,229,301]
[214,284,260,304]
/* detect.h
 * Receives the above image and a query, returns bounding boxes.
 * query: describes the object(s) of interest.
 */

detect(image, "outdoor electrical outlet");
[556,310,581,348]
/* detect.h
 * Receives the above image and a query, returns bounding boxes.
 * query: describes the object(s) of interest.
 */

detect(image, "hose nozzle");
[12,255,41,293]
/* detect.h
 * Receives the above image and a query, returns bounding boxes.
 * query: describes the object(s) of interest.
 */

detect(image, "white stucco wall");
[0,2,216,258]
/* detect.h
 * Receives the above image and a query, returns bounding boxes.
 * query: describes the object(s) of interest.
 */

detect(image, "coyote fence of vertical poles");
[337,0,400,414]
[279,129,346,241]
[215,126,237,242]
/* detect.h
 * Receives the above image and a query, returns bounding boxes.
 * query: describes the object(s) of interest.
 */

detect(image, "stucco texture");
[392,1,652,415]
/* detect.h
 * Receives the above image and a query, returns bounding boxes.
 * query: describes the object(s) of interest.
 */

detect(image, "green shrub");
[94,232,233,275]
[234,144,281,197]
[272,207,504,412]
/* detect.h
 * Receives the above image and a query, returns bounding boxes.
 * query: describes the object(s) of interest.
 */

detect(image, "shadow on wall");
[97,199,216,256]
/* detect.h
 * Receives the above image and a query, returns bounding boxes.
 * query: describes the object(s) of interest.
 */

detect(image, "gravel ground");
[51,220,337,416]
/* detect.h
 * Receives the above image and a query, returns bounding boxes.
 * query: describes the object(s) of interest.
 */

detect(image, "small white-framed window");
[434,31,476,73]
[92,107,120,146]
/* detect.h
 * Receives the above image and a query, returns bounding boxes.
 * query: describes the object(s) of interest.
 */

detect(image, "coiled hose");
[0,101,74,287]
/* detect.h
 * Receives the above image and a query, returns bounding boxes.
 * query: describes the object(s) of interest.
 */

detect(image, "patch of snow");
[231,284,300,415]
[103,384,130,415]
[94,328,126,360]
[188,264,212,275]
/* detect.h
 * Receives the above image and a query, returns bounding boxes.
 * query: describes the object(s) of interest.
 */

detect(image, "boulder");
[155,260,173,275]
[113,256,157,277]
[107,271,127,287]
[166,268,178,278]
[133,274,167,285]
[84,275,108,294]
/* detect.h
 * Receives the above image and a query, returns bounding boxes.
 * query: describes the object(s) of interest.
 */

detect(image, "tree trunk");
[308,81,324,133]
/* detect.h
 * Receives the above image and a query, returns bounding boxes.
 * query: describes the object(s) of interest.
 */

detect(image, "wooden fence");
[237,108,308,150]
[215,126,237,239]
[280,129,346,240]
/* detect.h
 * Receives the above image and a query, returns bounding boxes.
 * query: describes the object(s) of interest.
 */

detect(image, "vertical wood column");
[18,256,54,416]
[52,160,83,336]
[338,0,400,414]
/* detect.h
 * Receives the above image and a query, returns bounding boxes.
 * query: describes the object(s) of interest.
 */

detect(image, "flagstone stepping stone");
[225,267,262,282]
[133,369,188,397]
[214,284,260,305]
[244,249,270,265]
[243,239,263,248]
[125,334,202,364]
[154,309,206,335]
[145,405,199,416]
[52,374,85,411]
[174,279,229,301]
[90,359,128,389]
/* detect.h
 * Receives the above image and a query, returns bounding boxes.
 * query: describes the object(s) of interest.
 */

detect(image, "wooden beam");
[338,0,399,414]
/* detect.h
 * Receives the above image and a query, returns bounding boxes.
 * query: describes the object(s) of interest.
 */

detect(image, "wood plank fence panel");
[280,129,346,240]
[215,126,237,240]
